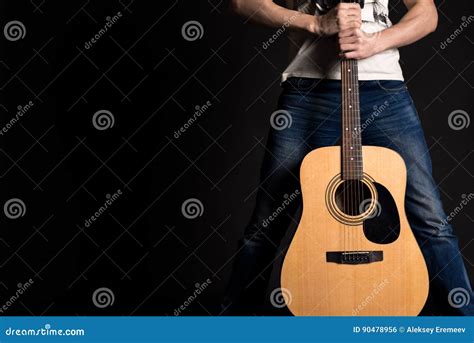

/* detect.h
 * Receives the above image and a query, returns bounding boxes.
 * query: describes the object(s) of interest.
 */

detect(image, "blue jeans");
[223,78,473,315]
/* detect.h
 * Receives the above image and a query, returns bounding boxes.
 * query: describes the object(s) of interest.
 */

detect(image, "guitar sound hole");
[334,180,372,216]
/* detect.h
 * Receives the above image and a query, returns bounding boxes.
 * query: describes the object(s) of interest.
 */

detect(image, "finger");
[337,19,362,31]
[337,7,361,19]
[340,43,359,52]
[339,35,359,44]
[338,28,362,38]
[337,15,361,26]
[344,8,362,18]
[342,51,363,60]
[336,3,362,10]
[338,25,362,38]
[340,21,361,30]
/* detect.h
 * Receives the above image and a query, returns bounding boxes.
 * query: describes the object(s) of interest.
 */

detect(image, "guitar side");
[280,146,429,316]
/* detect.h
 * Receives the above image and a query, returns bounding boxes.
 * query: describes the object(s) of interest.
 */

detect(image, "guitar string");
[346,58,353,252]
[353,58,362,253]
[354,58,361,252]
[341,0,347,255]
[346,60,355,251]
[351,57,359,252]
[356,58,364,253]
[351,0,363,253]
[344,58,351,253]
[342,58,347,254]
[351,58,357,252]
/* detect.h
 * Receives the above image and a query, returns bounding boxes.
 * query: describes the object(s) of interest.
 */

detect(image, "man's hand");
[313,3,361,36]
[338,28,381,60]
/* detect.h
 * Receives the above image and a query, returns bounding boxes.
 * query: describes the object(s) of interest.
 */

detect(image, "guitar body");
[280,146,429,316]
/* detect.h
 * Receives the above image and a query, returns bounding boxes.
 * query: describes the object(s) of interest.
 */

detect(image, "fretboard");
[341,58,363,180]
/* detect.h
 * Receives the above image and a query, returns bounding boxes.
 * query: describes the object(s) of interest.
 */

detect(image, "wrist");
[373,29,390,54]
[306,15,322,35]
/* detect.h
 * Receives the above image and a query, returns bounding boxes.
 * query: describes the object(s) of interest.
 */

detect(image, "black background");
[0,0,473,315]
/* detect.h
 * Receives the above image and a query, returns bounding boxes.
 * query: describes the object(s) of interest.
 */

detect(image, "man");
[222,0,474,315]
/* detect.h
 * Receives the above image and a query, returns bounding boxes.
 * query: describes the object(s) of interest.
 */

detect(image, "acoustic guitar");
[280,2,429,316]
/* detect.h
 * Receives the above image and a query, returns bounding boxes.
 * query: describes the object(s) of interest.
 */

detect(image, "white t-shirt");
[282,0,404,81]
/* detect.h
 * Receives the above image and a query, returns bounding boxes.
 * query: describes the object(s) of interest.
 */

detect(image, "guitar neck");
[341,58,363,180]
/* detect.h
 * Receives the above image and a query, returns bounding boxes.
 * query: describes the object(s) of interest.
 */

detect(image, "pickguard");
[363,182,400,244]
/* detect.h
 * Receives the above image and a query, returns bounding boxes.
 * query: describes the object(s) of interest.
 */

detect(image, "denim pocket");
[376,80,408,93]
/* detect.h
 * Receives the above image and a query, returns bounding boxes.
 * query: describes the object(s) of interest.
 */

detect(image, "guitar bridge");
[326,251,383,264]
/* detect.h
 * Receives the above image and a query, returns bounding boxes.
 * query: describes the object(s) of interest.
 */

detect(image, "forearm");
[230,0,316,33]
[376,0,438,53]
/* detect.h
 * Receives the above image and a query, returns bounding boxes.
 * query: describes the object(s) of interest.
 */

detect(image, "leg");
[222,78,341,314]
[361,80,474,315]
